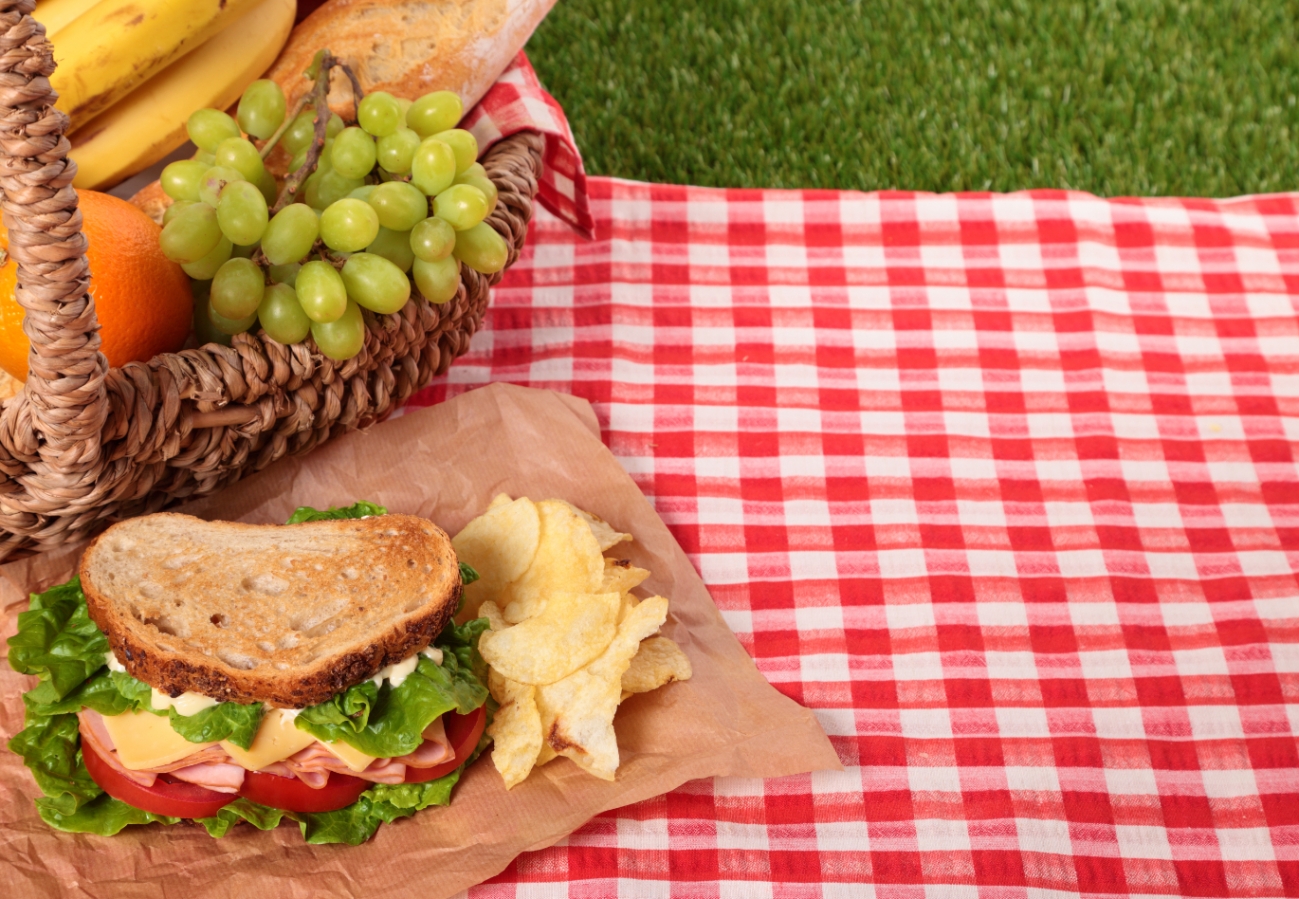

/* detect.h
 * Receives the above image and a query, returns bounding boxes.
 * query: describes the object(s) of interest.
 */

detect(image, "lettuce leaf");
[295,629,488,757]
[37,793,180,836]
[286,501,387,524]
[196,798,286,838]
[7,577,109,700]
[297,768,462,845]
[8,711,101,815]
[459,562,479,585]
[168,702,266,750]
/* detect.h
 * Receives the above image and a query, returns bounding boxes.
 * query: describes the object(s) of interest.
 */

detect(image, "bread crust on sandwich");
[80,513,462,708]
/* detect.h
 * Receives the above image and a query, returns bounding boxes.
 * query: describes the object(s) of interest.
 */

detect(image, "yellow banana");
[33,0,100,38]
[51,0,264,129]
[68,0,295,190]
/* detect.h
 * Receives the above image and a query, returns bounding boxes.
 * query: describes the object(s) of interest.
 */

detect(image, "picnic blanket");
[408,182,1299,898]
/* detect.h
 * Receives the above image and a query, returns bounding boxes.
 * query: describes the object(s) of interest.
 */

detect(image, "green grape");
[330,127,377,180]
[231,242,258,258]
[210,257,266,320]
[357,91,401,138]
[368,180,427,231]
[326,113,345,138]
[310,299,365,361]
[406,91,462,137]
[256,168,279,206]
[454,166,498,215]
[411,255,459,304]
[289,148,308,173]
[431,129,477,175]
[160,202,222,263]
[396,97,412,127]
[163,200,193,226]
[198,166,245,207]
[366,226,414,271]
[268,262,301,285]
[257,282,311,344]
[456,162,487,180]
[376,127,419,174]
[261,204,320,266]
[452,221,508,274]
[216,180,269,246]
[341,252,410,313]
[214,137,266,182]
[317,140,335,173]
[194,149,216,166]
[194,297,233,347]
[187,108,241,153]
[306,170,365,210]
[432,183,488,231]
[320,198,379,253]
[296,259,348,323]
[208,297,258,336]
[409,216,456,262]
[348,184,376,202]
[180,235,233,280]
[410,138,456,196]
[237,79,286,140]
[282,107,318,155]
[161,159,208,202]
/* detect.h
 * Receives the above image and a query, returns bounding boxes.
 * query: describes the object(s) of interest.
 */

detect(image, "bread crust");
[80,513,463,707]
[265,0,557,115]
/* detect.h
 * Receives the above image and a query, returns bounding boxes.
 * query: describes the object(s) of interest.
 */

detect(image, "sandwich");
[7,502,491,845]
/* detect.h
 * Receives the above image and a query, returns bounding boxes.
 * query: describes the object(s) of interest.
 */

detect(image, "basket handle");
[0,1,107,466]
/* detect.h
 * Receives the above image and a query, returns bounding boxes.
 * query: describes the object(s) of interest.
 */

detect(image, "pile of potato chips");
[452,495,692,788]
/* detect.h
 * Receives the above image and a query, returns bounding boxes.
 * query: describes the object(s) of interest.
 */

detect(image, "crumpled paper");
[0,383,841,899]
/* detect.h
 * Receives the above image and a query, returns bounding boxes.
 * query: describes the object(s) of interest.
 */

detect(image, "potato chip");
[488,492,513,510]
[600,557,649,596]
[487,670,543,790]
[617,592,639,624]
[478,599,507,633]
[481,591,620,685]
[501,500,603,624]
[564,502,633,551]
[535,596,669,780]
[453,496,541,618]
[622,635,692,695]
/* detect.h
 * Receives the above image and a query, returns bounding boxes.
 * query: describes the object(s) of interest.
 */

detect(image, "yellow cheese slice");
[101,711,217,770]
[220,709,317,771]
[319,738,379,773]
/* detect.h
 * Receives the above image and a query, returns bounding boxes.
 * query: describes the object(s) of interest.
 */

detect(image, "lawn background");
[527,0,1299,197]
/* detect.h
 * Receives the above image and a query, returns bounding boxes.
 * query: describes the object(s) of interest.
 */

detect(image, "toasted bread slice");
[80,513,461,708]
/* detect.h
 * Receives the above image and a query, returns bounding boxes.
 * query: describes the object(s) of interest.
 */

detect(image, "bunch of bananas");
[35,0,296,189]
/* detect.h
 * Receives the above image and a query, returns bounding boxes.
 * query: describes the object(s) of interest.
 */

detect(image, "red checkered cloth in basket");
[466,50,593,238]
[407,182,1299,898]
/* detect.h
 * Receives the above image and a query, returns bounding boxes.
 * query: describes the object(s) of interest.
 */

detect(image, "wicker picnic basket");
[0,0,543,562]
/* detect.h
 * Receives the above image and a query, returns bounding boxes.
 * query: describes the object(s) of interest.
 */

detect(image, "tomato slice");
[403,705,486,784]
[82,739,235,819]
[239,769,369,814]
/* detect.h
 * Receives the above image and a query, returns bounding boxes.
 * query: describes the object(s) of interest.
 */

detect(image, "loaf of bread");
[266,0,557,114]
[81,512,462,707]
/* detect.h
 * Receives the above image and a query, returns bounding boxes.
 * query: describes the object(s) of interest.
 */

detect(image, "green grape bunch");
[156,53,509,363]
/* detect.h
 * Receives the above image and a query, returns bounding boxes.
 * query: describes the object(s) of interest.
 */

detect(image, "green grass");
[527,0,1299,196]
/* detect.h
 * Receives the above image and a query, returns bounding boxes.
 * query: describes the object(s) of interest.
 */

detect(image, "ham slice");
[398,717,454,768]
[167,762,245,794]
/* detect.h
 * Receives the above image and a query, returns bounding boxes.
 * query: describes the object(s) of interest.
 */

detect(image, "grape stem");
[259,92,311,160]
[272,49,367,214]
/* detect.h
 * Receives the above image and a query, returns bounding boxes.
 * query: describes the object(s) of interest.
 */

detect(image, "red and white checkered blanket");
[408,180,1299,898]
[466,51,593,237]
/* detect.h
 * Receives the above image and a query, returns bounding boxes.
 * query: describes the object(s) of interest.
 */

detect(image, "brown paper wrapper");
[0,384,841,898]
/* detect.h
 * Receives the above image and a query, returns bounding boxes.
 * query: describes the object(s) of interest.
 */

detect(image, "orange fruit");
[0,190,192,381]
